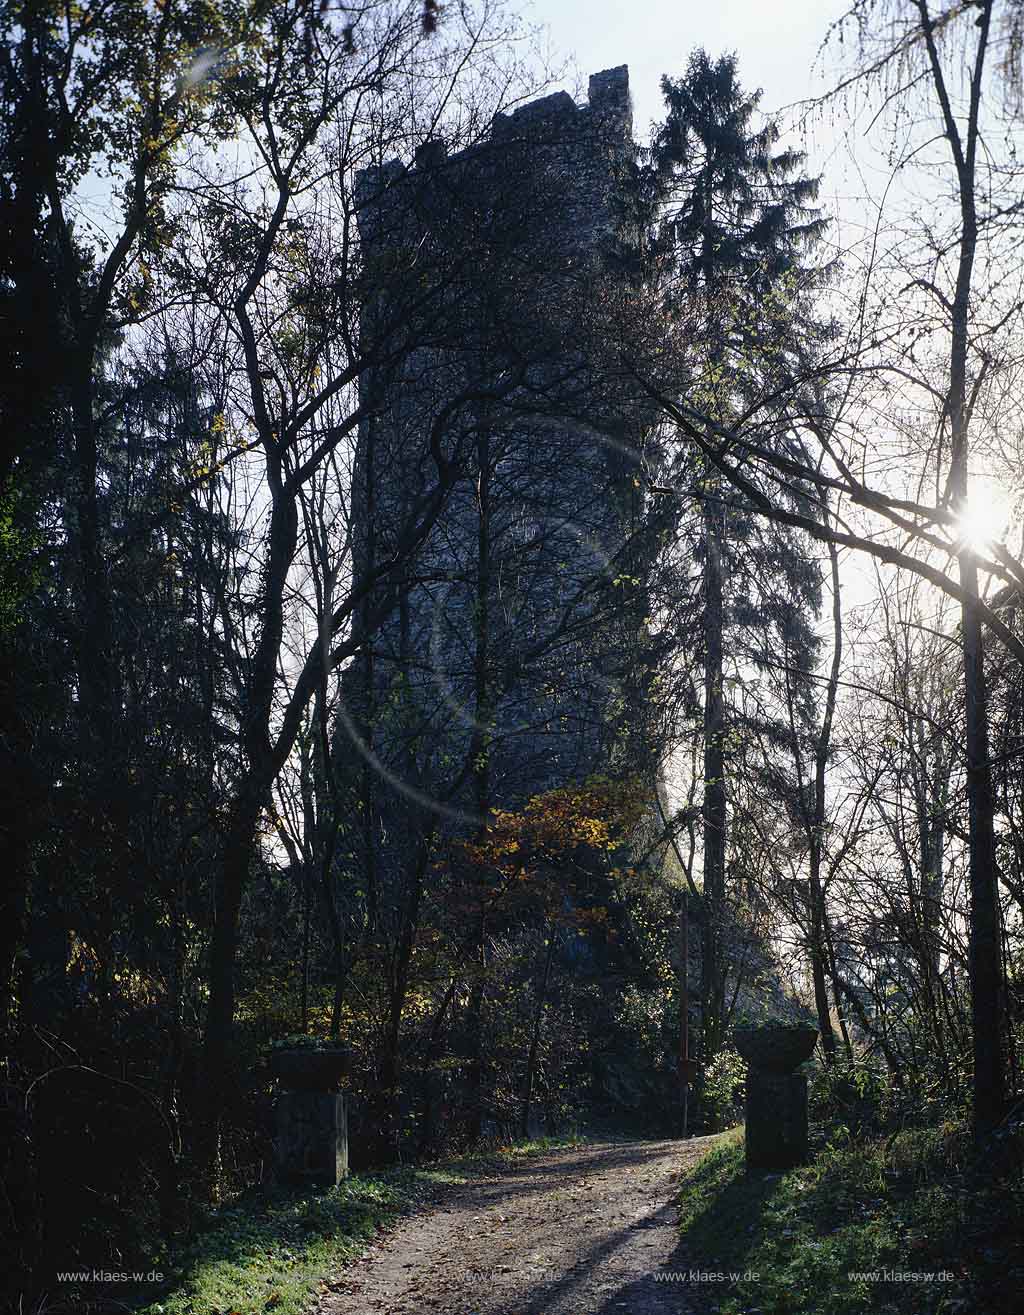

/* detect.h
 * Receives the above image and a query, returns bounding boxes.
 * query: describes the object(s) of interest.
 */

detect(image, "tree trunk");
[808,537,842,1065]
[464,939,487,1144]
[198,785,263,1185]
[71,365,114,743]
[465,429,493,1142]
[915,0,1004,1140]
[960,564,1003,1134]
[701,489,727,1061]
[679,891,691,1136]
[417,975,460,1156]
[377,843,428,1160]
[521,930,556,1138]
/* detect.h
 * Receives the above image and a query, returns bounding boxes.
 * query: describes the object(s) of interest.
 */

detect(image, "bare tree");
[627,0,1024,1134]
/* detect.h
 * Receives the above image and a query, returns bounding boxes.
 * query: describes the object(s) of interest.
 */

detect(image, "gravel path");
[316,1137,722,1315]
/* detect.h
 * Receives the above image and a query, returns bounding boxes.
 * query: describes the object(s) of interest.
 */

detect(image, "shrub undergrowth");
[676,1114,1023,1314]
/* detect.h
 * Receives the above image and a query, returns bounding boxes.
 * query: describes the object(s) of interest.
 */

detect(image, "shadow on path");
[319,1136,738,1315]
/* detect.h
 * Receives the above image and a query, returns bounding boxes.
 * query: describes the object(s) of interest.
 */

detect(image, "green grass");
[135,1135,583,1315]
[675,1121,1024,1315]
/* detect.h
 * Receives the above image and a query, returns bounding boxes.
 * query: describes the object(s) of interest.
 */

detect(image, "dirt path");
[317,1138,722,1315]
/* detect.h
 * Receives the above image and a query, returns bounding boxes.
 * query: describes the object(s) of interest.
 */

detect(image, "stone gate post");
[733,1025,818,1171]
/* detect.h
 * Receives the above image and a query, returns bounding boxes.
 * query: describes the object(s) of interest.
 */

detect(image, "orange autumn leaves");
[441,776,647,926]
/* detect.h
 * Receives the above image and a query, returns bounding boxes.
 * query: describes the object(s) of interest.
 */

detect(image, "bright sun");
[954,490,1010,557]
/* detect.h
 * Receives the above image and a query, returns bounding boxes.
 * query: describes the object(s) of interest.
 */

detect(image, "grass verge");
[132,1135,582,1315]
[675,1120,1023,1315]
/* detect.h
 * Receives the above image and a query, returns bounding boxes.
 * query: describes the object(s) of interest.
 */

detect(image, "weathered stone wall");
[342,68,646,856]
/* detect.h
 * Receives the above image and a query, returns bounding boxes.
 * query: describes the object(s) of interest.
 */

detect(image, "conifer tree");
[650,49,830,1064]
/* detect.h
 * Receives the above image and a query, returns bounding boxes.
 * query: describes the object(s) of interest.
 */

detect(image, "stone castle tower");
[341,68,649,859]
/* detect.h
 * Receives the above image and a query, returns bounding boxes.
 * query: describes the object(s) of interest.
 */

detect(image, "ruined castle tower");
[342,68,648,858]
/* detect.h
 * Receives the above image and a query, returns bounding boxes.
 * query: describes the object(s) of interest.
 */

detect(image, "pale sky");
[532,0,850,145]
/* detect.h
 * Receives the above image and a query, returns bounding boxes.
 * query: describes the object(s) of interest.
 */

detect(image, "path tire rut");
[316,1137,722,1315]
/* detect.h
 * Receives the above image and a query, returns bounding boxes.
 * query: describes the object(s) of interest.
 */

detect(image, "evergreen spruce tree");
[650,49,831,1066]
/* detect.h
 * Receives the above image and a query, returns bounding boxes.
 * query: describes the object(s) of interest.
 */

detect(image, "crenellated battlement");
[356,66,632,213]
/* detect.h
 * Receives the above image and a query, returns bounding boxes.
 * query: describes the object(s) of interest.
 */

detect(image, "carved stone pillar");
[733,1025,818,1172]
